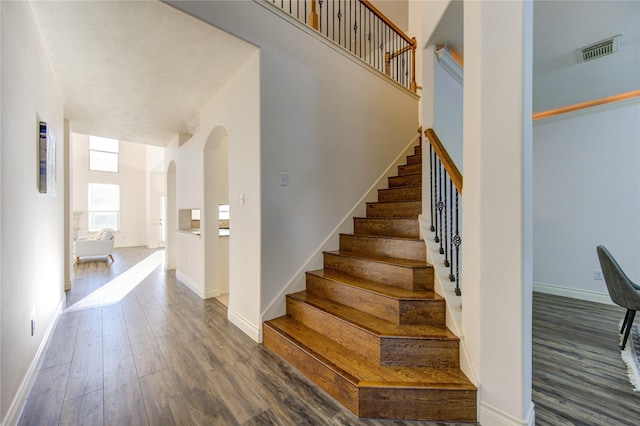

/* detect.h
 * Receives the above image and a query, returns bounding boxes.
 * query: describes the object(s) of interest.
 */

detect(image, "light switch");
[280,171,289,186]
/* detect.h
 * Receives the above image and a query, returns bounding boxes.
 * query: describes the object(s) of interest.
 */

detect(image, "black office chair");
[596,245,640,350]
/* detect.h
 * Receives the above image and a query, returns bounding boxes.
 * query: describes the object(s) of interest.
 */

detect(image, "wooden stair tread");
[307,269,438,301]
[326,250,431,269]
[341,233,423,243]
[265,317,474,389]
[290,290,455,340]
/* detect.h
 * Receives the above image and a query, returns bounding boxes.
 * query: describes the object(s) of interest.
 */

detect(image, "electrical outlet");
[594,270,604,281]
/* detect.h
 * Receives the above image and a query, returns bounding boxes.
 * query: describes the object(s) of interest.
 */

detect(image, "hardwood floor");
[18,248,640,425]
[19,247,470,425]
[532,292,640,425]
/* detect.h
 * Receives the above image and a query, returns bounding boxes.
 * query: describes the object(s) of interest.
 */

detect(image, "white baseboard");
[176,271,203,298]
[175,270,220,299]
[480,401,535,426]
[228,308,261,343]
[2,296,65,426]
[533,281,613,305]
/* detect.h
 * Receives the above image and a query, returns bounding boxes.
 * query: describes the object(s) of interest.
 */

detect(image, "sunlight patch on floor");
[66,251,164,312]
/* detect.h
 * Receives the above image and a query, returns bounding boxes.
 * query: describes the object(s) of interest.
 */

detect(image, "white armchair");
[74,228,115,264]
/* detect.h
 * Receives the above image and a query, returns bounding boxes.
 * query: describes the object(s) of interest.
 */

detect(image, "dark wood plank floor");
[533,292,640,425]
[18,248,640,425]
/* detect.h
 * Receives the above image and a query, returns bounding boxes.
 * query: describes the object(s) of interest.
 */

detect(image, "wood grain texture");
[19,364,70,426]
[264,142,477,421]
[323,250,432,291]
[377,186,422,202]
[138,369,193,425]
[398,163,422,176]
[353,217,420,238]
[339,233,426,261]
[27,247,465,425]
[406,153,422,165]
[533,292,640,425]
[388,173,421,188]
[366,201,422,218]
[59,389,103,426]
[305,269,444,326]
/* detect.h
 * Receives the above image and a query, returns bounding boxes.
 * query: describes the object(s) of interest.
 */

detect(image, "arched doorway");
[204,126,230,303]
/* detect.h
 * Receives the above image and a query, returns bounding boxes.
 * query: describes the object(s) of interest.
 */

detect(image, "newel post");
[384,52,391,76]
[309,0,319,30]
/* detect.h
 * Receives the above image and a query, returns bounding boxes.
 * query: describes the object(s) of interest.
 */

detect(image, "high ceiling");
[30,1,257,146]
[30,1,639,146]
[427,0,640,113]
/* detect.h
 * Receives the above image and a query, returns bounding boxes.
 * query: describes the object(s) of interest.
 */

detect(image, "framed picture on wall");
[38,121,47,193]
[38,120,57,197]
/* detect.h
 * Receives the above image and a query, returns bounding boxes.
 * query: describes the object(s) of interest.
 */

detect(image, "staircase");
[263,140,477,422]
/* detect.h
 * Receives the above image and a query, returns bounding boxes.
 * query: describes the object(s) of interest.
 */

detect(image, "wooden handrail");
[425,128,463,193]
[359,0,413,45]
[275,0,417,92]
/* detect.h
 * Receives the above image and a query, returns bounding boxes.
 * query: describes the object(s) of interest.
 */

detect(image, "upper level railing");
[268,0,417,92]
[425,128,463,295]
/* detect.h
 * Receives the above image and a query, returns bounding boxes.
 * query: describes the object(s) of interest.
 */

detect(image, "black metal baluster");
[337,1,341,45]
[343,0,347,48]
[434,159,440,243]
[429,144,435,232]
[443,174,450,266]
[334,0,336,39]
[453,189,461,294]
[437,161,444,254]
[449,177,455,281]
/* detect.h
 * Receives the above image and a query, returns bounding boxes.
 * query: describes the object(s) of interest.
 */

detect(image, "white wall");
[462,1,534,424]
[434,54,463,169]
[1,1,65,421]
[165,50,261,336]
[168,0,419,342]
[72,134,152,247]
[533,100,640,301]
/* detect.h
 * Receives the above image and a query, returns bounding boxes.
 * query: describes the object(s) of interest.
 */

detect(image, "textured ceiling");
[30,1,257,146]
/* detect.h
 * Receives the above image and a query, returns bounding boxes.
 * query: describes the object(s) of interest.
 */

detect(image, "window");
[88,183,120,231]
[219,204,230,236]
[89,136,119,172]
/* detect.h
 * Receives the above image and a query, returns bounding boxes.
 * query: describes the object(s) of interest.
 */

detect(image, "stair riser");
[353,218,419,238]
[406,154,422,165]
[287,295,454,368]
[323,252,432,291]
[367,202,421,218]
[415,145,422,155]
[286,296,381,364]
[380,339,459,368]
[377,187,421,202]
[388,174,421,188]
[359,387,476,422]
[263,324,359,415]
[398,163,421,176]
[306,273,445,326]
[339,234,426,261]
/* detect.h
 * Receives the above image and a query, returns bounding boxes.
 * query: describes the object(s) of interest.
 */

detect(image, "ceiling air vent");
[576,35,621,63]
